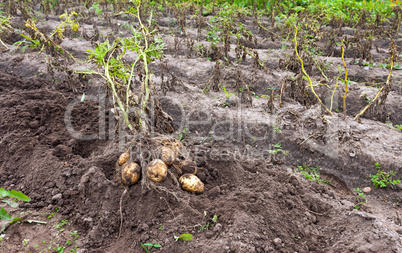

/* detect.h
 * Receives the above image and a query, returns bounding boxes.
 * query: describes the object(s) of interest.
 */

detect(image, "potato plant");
[85,10,164,131]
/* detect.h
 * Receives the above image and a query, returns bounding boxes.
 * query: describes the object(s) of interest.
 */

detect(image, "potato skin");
[118,152,130,166]
[179,174,204,193]
[146,159,168,182]
[121,162,141,185]
[175,160,197,174]
[160,147,175,166]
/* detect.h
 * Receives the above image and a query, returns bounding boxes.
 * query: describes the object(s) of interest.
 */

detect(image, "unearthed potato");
[121,162,141,185]
[174,160,197,174]
[172,139,183,156]
[179,174,204,193]
[160,147,176,166]
[118,152,130,166]
[161,139,183,157]
[146,159,168,182]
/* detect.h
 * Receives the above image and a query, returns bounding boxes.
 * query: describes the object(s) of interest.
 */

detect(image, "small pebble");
[213,223,222,232]
[52,193,62,201]
[362,187,371,193]
[205,231,214,239]
[29,120,40,128]
[273,238,282,246]
[83,217,93,222]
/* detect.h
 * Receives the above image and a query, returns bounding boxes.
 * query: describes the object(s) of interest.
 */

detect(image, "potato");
[179,174,204,193]
[146,159,168,182]
[161,139,183,157]
[173,160,197,174]
[118,152,130,166]
[182,160,197,174]
[159,147,176,166]
[172,139,183,156]
[121,162,141,185]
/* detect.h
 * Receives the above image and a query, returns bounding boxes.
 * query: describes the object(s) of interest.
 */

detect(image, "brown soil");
[0,5,401,253]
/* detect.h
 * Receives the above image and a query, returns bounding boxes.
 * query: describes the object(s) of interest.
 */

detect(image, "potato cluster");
[117,144,204,193]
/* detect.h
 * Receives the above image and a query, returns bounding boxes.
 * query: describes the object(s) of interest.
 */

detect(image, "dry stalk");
[279,78,286,108]
[240,75,253,106]
[354,59,393,121]
[256,20,280,39]
[354,41,397,121]
[330,68,342,112]
[161,62,190,92]
[294,26,332,116]
[341,42,348,118]
[203,74,215,92]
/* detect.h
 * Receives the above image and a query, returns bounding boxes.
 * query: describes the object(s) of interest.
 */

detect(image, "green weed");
[267,143,289,156]
[141,242,162,252]
[70,230,79,240]
[370,163,401,188]
[178,128,188,141]
[0,12,12,49]
[199,211,218,231]
[272,117,282,133]
[296,165,331,185]
[360,92,371,103]
[89,3,102,18]
[354,188,367,209]
[174,234,193,242]
[222,85,234,100]
[48,212,55,219]
[13,34,41,53]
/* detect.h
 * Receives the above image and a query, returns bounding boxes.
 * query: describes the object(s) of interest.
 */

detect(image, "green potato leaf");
[0,208,11,221]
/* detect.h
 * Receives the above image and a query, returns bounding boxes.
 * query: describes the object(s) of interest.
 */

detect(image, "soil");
[0,4,401,253]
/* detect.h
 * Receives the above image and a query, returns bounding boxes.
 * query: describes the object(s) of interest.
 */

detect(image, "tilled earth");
[0,6,401,253]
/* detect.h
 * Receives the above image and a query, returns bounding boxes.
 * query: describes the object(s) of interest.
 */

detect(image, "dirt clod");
[273,238,282,246]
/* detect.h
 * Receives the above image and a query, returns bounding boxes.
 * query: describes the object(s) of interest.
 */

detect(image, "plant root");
[306,208,329,216]
[118,188,128,239]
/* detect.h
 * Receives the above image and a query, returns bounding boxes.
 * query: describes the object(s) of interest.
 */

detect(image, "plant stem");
[354,59,393,121]
[0,39,8,49]
[136,0,151,133]
[294,25,332,116]
[105,46,133,130]
[341,43,348,118]
[126,56,141,113]
[330,70,341,112]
